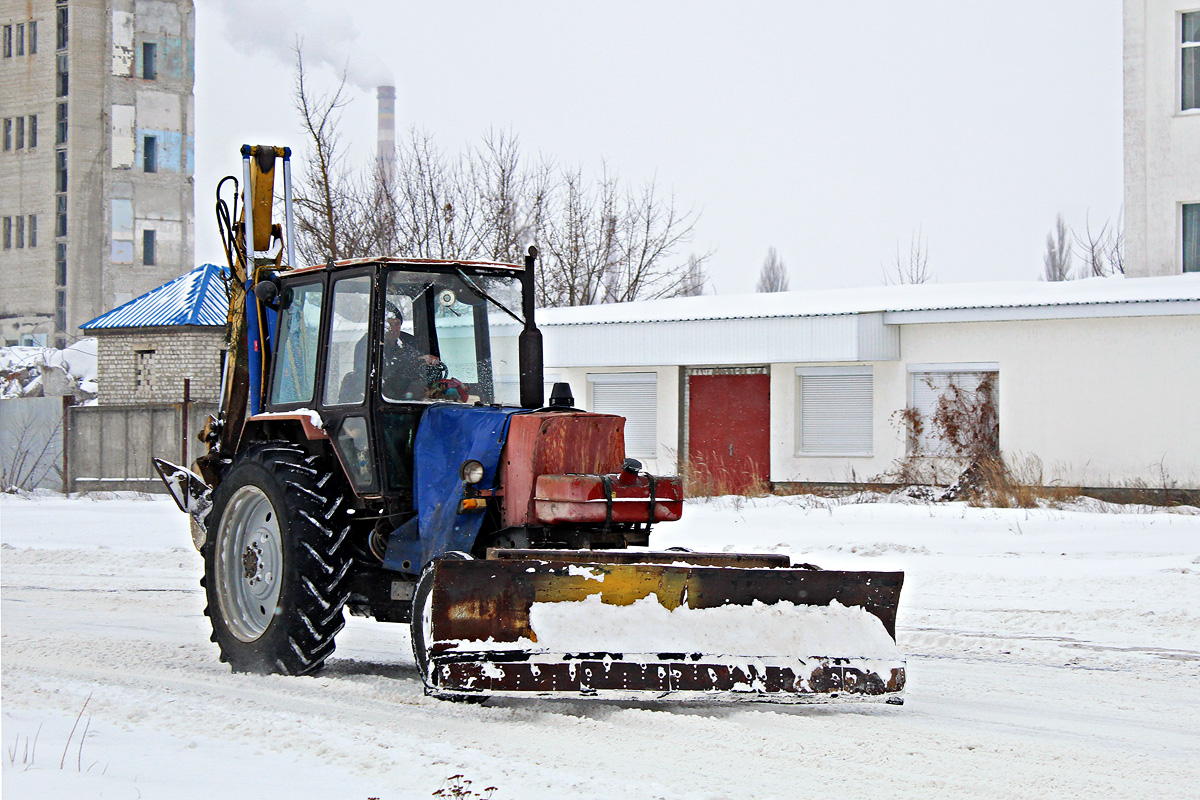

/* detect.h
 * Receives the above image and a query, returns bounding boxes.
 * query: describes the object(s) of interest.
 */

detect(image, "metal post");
[61,394,72,495]
[241,145,254,265]
[181,378,191,467]
[282,147,296,268]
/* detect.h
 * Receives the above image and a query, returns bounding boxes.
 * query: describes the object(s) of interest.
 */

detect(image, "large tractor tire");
[202,441,353,675]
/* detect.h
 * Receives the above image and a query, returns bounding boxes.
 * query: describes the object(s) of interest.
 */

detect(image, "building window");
[56,149,68,192]
[56,195,67,237]
[135,350,155,391]
[142,229,156,265]
[908,366,999,456]
[2,217,10,249]
[28,115,36,148]
[588,372,658,459]
[56,242,67,283]
[28,215,37,248]
[56,6,67,50]
[55,290,66,332]
[796,367,873,456]
[1184,12,1200,111]
[28,20,35,54]
[15,116,24,149]
[56,103,67,144]
[2,118,10,150]
[1185,204,1200,273]
[143,135,157,173]
[2,25,10,58]
[15,216,24,248]
[142,42,156,80]
[56,54,68,97]
[15,22,24,56]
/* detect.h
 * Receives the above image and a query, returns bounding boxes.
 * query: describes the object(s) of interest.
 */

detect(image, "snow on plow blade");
[422,550,905,703]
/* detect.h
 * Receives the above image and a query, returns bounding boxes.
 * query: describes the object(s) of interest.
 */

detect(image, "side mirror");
[253,279,279,304]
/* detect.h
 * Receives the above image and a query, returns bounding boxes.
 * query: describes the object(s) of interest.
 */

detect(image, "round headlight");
[459,459,485,485]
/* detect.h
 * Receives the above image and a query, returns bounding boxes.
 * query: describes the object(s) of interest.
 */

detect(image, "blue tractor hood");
[382,403,518,575]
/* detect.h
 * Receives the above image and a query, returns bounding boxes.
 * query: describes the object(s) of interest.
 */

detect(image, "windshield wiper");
[454,267,524,325]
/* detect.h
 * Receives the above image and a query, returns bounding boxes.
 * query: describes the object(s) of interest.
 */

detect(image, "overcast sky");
[194,0,1124,294]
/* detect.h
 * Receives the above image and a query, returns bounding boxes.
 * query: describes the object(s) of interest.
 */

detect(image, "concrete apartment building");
[0,0,194,348]
[1125,1,1200,276]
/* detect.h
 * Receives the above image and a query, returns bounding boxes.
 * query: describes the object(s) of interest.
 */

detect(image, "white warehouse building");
[538,276,1200,495]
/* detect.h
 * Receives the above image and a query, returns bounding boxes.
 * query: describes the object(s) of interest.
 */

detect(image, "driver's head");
[385,301,404,335]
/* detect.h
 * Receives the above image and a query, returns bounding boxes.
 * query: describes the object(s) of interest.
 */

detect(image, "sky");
[194,0,1125,294]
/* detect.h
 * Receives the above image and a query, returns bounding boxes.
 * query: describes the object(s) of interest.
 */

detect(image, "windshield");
[381,269,522,406]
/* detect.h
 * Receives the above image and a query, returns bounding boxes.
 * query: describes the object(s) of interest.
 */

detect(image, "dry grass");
[962,454,1079,508]
[680,455,770,499]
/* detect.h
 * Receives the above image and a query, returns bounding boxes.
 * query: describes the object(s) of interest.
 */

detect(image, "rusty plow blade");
[419,550,905,704]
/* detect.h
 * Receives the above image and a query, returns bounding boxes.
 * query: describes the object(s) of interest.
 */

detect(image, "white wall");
[770,361,907,484]
[775,314,1200,488]
[1124,0,1200,276]
[555,366,681,476]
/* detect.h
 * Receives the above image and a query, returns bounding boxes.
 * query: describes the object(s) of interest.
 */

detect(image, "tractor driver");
[381,301,443,401]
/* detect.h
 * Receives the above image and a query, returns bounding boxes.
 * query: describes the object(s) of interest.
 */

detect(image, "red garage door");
[687,370,770,495]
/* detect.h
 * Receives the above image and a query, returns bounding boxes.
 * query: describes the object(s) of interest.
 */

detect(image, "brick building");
[0,0,195,348]
[80,262,226,404]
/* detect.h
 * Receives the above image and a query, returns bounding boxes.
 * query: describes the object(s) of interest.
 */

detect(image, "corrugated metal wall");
[544,313,898,368]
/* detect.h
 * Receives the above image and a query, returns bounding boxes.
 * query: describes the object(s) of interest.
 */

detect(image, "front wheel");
[411,552,479,698]
[203,442,353,675]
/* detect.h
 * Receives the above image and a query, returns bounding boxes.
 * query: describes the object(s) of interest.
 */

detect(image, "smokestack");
[377,85,396,184]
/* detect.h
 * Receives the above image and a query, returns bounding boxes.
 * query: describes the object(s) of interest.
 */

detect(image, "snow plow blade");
[418,550,905,703]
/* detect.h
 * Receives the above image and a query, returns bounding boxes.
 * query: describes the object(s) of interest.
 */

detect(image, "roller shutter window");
[797,368,873,455]
[589,372,657,459]
[910,369,996,455]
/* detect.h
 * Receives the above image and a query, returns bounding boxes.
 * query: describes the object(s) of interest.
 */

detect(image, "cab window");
[322,274,372,406]
[269,281,323,406]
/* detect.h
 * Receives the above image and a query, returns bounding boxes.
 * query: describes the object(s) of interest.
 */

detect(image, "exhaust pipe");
[518,245,544,409]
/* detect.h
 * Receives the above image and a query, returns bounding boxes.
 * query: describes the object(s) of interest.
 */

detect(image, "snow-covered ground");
[2,492,1198,799]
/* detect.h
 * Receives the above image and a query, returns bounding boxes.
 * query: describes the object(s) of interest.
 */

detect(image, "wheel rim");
[215,485,284,642]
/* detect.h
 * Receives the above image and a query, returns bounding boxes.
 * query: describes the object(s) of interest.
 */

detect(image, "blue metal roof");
[81,264,230,330]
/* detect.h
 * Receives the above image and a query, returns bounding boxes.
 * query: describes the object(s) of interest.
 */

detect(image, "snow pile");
[527,594,901,659]
[0,339,98,401]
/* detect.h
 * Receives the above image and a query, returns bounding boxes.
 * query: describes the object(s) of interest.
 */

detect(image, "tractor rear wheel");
[202,441,353,675]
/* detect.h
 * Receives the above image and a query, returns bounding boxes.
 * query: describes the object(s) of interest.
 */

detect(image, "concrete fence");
[66,402,218,493]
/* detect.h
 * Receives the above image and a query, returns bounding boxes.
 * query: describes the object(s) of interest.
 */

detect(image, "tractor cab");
[260,258,528,503]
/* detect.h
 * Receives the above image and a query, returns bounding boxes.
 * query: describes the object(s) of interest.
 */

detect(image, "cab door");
[318,270,379,495]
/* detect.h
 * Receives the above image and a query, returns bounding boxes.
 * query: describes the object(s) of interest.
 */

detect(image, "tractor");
[156,145,905,702]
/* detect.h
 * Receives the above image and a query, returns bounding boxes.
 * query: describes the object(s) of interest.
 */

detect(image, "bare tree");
[1073,211,1125,277]
[290,53,706,306]
[1105,207,1125,275]
[602,176,709,303]
[0,403,62,492]
[676,253,709,297]
[756,246,789,292]
[885,229,932,285]
[388,129,476,259]
[536,165,620,306]
[292,47,358,265]
[536,166,709,306]
[1075,214,1112,278]
[465,129,550,264]
[1043,213,1073,281]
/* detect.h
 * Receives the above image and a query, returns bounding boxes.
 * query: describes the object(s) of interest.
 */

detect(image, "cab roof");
[286,256,525,276]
